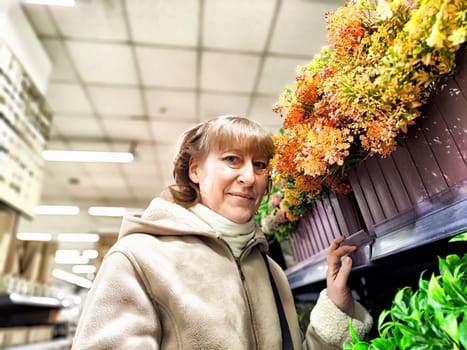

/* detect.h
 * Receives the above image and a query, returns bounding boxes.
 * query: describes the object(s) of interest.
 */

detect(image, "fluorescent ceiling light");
[43,150,134,163]
[57,233,99,242]
[55,255,89,265]
[10,293,63,307]
[16,232,52,241]
[53,269,92,289]
[72,265,96,274]
[88,206,142,217]
[24,0,75,6]
[55,249,80,258]
[35,205,79,215]
[82,249,99,259]
[55,249,98,261]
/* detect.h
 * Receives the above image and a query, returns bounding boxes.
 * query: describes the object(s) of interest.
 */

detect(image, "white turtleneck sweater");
[189,204,256,257]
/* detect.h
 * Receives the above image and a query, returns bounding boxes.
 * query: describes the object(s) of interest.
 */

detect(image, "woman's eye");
[224,155,239,164]
[254,161,267,170]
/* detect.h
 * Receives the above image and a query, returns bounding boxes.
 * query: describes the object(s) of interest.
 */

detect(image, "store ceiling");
[18,0,343,238]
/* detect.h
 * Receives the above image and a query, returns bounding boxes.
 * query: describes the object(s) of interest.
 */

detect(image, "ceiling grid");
[16,0,344,236]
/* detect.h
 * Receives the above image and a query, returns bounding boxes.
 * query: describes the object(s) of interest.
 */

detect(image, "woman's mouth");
[229,192,254,200]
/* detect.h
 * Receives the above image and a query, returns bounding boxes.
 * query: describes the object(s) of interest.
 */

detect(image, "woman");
[72,116,372,349]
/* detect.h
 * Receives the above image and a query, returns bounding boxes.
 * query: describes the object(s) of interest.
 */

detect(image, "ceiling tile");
[257,56,308,94]
[101,119,153,142]
[66,41,138,84]
[150,120,195,145]
[41,38,77,81]
[154,144,179,164]
[46,83,93,114]
[145,90,196,121]
[124,164,163,198]
[270,0,342,56]
[44,139,67,149]
[67,140,127,152]
[66,181,108,201]
[50,114,105,140]
[22,4,58,35]
[154,144,179,187]
[87,171,127,188]
[132,183,163,202]
[127,0,198,46]
[43,161,84,178]
[83,163,123,178]
[122,162,159,179]
[198,93,250,121]
[136,47,197,88]
[88,86,143,116]
[249,95,283,130]
[49,0,128,41]
[41,165,100,200]
[201,52,260,92]
[130,143,157,163]
[203,0,275,51]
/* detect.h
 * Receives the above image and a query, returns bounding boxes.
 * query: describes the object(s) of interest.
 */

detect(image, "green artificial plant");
[344,232,467,350]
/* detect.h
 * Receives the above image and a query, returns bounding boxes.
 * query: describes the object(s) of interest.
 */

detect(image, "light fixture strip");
[35,205,80,215]
[55,256,90,265]
[53,269,92,289]
[57,233,100,243]
[88,206,143,217]
[72,265,97,274]
[24,0,75,7]
[43,150,134,163]
[16,232,52,241]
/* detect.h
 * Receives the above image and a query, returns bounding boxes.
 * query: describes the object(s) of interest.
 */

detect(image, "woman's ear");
[188,157,199,184]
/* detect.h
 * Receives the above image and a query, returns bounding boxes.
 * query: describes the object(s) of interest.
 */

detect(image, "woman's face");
[189,147,269,224]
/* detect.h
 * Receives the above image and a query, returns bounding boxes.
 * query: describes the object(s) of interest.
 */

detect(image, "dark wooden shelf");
[0,294,69,328]
[286,195,466,291]
[0,338,72,350]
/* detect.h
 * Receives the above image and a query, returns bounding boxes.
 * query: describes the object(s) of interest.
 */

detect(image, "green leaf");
[449,232,467,242]
[440,313,460,343]
[427,274,446,306]
[369,338,394,350]
[348,320,361,343]
[459,317,467,349]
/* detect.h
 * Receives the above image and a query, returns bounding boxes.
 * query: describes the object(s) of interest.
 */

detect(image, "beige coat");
[72,198,372,350]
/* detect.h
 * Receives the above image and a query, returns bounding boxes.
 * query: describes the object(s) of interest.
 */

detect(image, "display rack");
[0,293,69,328]
[0,40,53,218]
[0,292,72,348]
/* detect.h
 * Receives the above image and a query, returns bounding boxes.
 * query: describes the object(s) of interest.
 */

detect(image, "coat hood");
[118,197,269,252]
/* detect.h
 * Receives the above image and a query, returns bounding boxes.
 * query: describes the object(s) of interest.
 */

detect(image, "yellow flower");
[426,1,447,49]
[284,187,302,207]
[448,28,466,46]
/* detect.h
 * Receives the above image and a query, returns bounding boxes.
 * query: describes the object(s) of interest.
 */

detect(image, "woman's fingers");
[327,237,356,279]
[326,237,356,316]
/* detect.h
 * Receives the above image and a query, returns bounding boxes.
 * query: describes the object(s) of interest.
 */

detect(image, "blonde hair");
[169,115,275,208]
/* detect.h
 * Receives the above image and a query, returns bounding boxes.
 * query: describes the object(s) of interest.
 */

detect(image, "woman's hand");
[326,236,357,318]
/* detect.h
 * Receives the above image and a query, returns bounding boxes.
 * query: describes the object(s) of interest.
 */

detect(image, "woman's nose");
[237,163,255,185]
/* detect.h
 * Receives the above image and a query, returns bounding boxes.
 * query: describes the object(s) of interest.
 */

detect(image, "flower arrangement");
[258,0,466,242]
[256,173,319,242]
